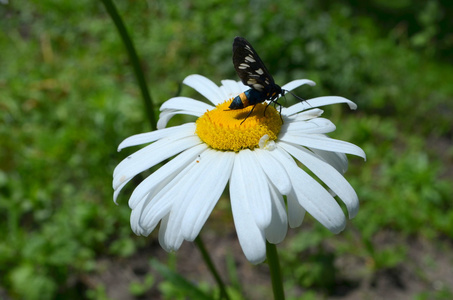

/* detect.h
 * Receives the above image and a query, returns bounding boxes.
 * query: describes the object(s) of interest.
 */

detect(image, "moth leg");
[273,101,283,124]
[240,104,257,125]
[263,99,284,124]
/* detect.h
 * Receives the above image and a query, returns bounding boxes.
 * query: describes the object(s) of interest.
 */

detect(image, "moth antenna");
[284,90,312,108]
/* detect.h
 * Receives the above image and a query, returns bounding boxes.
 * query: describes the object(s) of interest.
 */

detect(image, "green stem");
[266,242,285,300]
[100,0,156,130]
[195,236,230,300]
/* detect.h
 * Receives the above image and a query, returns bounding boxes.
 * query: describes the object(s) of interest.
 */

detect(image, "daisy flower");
[113,74,365,264]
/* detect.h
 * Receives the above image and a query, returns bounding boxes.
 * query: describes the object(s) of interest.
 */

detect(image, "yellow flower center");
[195,100,282,152]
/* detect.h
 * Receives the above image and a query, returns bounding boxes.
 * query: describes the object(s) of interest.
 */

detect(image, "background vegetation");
[1,0,452,299]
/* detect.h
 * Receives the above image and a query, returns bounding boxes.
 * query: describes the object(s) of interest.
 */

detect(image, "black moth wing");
[233,37,277,93]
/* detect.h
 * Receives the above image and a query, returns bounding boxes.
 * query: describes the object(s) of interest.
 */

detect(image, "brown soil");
[87,225,453,300]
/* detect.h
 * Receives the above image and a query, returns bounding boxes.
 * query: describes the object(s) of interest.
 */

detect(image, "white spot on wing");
[239,63,249,69]
[253,83,264,91]
[247,78,257,85]
[245,55,256,63]
[256,68,264,75]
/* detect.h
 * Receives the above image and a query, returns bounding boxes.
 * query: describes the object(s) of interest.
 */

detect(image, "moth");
[229,36,304,123]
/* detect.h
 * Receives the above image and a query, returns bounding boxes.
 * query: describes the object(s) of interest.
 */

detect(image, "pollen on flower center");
[195,100,282,152]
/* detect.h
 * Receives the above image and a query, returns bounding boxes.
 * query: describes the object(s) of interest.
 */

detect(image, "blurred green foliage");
[1,0,452,299]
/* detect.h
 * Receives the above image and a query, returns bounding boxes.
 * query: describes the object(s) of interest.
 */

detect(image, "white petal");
[180,150,235,241]
[284,96,357,116]
[278,145,346,233]
[113,180,128,204]
[311,149,348,174]
[157,158,209,252]
[218,80,238,100]
[130,198,148,235]
[234,149,272,229]
[113,135,202,194]
[136,176,188,235]
[157,110,177,130]
[220,79,247,99]
[280,142,359,218]
[253,148,291,195]
[127,143,208,209]
[164,202,187,251]
[265,185,288,244]
[158,214,184,252]
[138,150,204,230]
[134,187,171,235]
[282,117,336,135]
[182,74,224,105]
[270,148,306,228]
[156,97,213,129]
[279,133,366,159]
[160,96,214,113]
[117,123,196,151]
[281,79,316,91]
[283,108,324,121]
[157,110,199,130]
[158,215,171,251]
[287,188,306,228]
[230,161,266,264]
